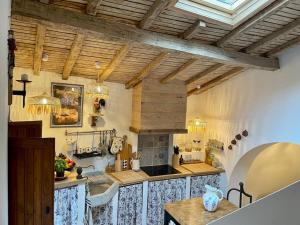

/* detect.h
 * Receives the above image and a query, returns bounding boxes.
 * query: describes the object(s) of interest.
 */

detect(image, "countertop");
[108,163,224,186]
[55,163,224,189]
[55,171,87,190]
[165,198,237,225]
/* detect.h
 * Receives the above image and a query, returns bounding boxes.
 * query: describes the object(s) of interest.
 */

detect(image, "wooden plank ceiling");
[11,0,300,95]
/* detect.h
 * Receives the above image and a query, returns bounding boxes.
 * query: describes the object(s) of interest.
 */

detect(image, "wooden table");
[164,198,237,225]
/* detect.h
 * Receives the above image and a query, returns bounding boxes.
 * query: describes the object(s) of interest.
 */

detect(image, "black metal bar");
[227,182,253,208]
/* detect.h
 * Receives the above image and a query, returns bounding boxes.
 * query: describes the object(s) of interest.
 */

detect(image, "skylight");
[175,0,274,27]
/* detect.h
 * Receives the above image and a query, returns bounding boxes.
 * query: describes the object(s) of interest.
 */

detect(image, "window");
[175,0,273,27]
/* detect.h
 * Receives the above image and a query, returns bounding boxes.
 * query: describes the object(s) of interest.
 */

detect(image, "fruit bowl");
[57,153,76,171]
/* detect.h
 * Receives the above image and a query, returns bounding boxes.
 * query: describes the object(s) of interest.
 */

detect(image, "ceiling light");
[196,85,201,89]
[27,92,61,115]
[95,61,101,69]
[42,52,49,62]
[86,84,109,99]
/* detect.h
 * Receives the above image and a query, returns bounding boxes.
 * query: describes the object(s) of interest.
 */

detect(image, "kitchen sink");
[84,171,119,207]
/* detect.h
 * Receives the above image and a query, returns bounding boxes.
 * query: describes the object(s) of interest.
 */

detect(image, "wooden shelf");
[129,126,188,134]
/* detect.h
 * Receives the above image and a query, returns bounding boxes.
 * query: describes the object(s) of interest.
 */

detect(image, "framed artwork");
[51,83,84,128]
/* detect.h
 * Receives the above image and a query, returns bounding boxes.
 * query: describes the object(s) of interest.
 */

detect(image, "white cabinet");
[147,178,186,225]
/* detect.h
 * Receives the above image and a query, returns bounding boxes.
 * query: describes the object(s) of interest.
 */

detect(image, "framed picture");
[51,83,84,128]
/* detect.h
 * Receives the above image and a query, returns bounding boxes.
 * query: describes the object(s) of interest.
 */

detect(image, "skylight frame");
[175,0,275,27]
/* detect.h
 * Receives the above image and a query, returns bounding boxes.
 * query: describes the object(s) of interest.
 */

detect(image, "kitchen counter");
[55,163,224,188]
[108,163,224,186]
[164,198,237,225]
[55,171,87,189]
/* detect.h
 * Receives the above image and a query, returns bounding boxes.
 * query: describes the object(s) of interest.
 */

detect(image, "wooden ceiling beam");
[187,67,245,96]
[160,58,198,84]
[181,20,206,40]
[125,52,170,89]
[217,0,291,48]
[62,34,85,80]
[97,43,131,83]
[185,63,224,85]
[139,0,170,29]
[244,17,300,53]
[11,1,279,71]
[86,0,102,16]
[267,36,300,57]
[39,0,51,4]
[33,24,46,75]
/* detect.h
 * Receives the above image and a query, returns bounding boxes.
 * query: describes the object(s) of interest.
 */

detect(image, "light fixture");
[27,92,61,115]
[42,52,49,62]
[188,118,207,133]
[86,83,109,99]
[196,84,201,89]
[95,61,101,69]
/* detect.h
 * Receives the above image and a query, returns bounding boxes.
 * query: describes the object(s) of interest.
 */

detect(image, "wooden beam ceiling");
[33,24,46,75]
[11,1,280,71]
[62,34,85,80]
[185,63,224,85]
[160,58,198,84]
[39,0,50,3]
[125,52,170,89]
[97,43,131,83]
[244,17,300,54]
[86,0,102,16]
[181,20,206,40]
[139,0,170,29]
[267,36,300,57]
[217,0,291,48]
[188,67,244,95]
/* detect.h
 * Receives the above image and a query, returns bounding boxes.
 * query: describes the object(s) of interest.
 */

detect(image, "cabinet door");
[9,138,55,225]
[190,175,221,198]
[118,184,143,225]
[92,201,113,225]
[54,186,80,225]
[147,179,186,225]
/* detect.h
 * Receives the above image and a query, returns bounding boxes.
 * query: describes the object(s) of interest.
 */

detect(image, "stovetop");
[140,165,181,177]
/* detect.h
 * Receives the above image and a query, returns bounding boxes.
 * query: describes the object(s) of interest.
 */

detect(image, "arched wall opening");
[229,142,300,204]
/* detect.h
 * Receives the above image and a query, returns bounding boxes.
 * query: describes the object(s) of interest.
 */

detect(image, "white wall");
[175,44,300,190]
[0,0,10,224]
[11,68,137,171]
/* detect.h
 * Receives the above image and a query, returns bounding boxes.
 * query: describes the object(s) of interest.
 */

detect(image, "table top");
[165,198,237,225]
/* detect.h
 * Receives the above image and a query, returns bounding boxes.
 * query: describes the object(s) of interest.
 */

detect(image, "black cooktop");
[140,165,181,177]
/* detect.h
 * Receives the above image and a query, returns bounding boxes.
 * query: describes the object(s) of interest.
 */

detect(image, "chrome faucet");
[76,165,95,179]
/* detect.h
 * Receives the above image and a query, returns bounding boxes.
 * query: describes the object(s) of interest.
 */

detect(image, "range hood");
[130,78,188,134]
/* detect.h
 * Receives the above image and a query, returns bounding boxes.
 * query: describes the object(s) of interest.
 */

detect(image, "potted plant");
[55,158,67,178]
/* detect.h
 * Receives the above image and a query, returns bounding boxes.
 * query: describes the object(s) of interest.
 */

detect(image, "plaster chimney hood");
[130,78,188,135]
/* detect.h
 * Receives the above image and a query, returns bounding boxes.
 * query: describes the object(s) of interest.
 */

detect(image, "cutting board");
[119,140,132,170]
[110,170,148,184]
[181,163,219,173]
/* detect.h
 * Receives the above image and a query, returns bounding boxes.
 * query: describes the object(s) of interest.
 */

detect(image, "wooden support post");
[181,20,206,40]
[160,58,198,84]
[33,24,46,76]
[62,34,85,80]
[187,67,244,95]
[97,44,131,83]
[139,0,170,29]
[244,17,300,53]
[86,0,103,16]
[185,63,223,85]
[125,52,170,89]
[217,0,290,47]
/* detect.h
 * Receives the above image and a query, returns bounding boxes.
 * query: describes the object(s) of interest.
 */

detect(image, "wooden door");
[8,121,42,138]
[9,138,55,225]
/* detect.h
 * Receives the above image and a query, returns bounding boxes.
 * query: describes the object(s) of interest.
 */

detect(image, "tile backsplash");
[138,134,169,166]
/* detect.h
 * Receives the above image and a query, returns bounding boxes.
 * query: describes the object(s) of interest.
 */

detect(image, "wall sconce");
[12,74,32,108]
[188,118,207,133]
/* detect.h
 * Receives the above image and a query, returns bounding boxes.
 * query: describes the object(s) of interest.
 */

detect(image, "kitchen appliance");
[140,165,180,177]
